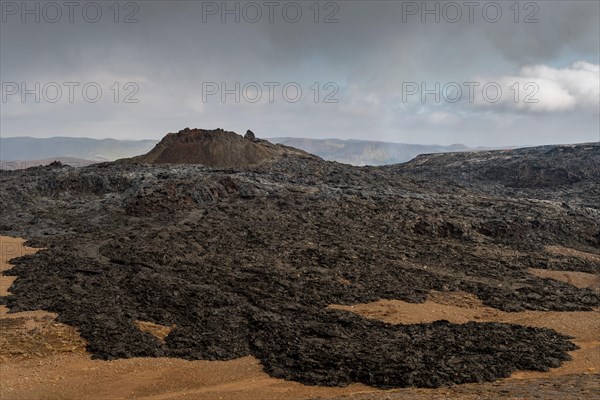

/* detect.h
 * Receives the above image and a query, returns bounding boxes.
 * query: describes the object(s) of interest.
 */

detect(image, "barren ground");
[1,236,598,400]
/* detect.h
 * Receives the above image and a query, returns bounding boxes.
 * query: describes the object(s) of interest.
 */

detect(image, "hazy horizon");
[1,132,596,150]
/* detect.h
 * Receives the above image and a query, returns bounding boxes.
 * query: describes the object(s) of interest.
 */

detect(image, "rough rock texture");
[245,130,256,140]
[124,128,313,168]
[390,143,600,209]
[1,131,598,388]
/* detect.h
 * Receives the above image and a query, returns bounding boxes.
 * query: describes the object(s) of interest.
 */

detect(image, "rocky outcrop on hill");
[1,131,598,389]
[124,128,315,168]
[391,143,600,209]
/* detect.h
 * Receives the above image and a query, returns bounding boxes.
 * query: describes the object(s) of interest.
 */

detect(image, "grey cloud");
[1,1,598,145]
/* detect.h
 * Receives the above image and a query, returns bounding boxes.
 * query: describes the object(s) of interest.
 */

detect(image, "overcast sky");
[1,0,599,146]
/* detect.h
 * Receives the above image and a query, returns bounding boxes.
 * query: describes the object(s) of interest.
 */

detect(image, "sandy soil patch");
[0,238,39,297]
[545,245,600,264]
[1,354,381,400]
[529,268,600,290]
[331,291,600,379]
[134,321,174,343]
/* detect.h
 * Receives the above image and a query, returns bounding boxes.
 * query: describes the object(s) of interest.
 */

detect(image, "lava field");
[1,130,598,388]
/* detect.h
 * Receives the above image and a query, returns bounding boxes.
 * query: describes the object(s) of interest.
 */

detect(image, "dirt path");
[1,236,599,400]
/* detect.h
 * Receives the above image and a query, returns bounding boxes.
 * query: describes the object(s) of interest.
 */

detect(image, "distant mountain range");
[269,138,490,166]
[1,157,97,170]
[1,135,489,168]
[0,137,157,164]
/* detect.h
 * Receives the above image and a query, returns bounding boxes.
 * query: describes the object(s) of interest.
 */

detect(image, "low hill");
[391,143,600,209]
[124,128,316,168]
